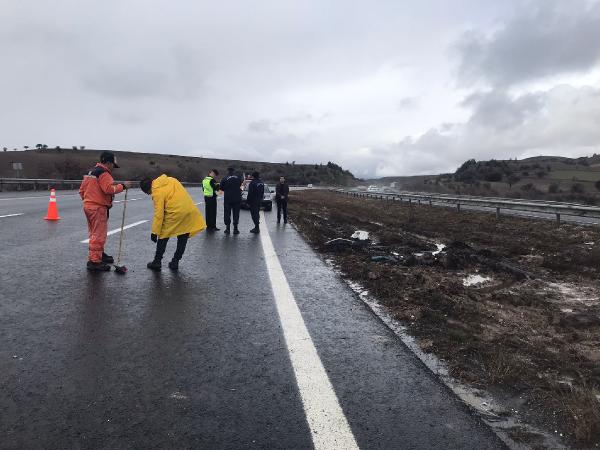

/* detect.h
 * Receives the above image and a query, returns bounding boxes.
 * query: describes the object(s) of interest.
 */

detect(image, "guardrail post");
[429,199,432,207]
[418,199,421,206]
[457,203,461,212]
[556,213,561,227]
[496,207,500,218]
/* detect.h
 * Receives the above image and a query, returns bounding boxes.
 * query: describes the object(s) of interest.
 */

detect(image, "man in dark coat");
[247,171,265,234]
[275,176,290,224]
[219,167,243,234]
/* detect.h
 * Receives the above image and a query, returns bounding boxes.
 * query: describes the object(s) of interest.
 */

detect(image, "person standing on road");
[219,167,243,235]
[203,169,220,231]
[275,176,289,224]
[141,174,207,271]
[247,171,265,234]
[79,151,132,271]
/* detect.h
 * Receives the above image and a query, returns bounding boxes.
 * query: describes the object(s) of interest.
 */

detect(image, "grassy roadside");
[289,190,600,448]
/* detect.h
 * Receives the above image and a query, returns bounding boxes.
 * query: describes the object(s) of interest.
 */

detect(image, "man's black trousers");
[277,199,288,222]
[223,201,241,226]
[155,233,189,261]
[204,196,217,229]
[249,202,260,228]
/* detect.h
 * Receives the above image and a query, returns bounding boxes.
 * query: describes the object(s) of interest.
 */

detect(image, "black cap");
[212,169,220,176]
[252,171,260,178]
[100,151,120,168]
[227,167,235,173]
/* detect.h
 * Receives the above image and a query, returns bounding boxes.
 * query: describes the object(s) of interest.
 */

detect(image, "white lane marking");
[194,201,204,205]
[0,213,24,219]
[113,197,142,204]
[80,220,148,243]
[259,212,359,450]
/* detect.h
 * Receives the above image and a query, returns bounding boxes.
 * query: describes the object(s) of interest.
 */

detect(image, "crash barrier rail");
[0,178,203,192]
[0,178,312,192]
[334,189,600,226]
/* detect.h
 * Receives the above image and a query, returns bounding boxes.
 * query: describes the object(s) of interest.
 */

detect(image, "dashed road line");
[0,213,24,218]
[113,197,143,204]
[259,212,359,450]
[80,220,148,243]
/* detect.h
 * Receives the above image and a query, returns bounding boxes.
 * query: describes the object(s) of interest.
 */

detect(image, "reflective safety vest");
[202,176,214,197]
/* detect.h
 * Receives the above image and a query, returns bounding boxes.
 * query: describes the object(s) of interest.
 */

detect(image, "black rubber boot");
[102,252,114,264]
[168,260,179,271]
[87,261,111,272]
[233,225,240,235]
[224,226,231,234]
[250,227,260,234]
[147,260,162,271]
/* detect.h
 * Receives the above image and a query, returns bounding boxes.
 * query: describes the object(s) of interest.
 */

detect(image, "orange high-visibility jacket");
[79,163,124,208]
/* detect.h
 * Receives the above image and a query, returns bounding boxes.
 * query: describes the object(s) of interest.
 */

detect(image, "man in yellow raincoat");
[140,174,206,271]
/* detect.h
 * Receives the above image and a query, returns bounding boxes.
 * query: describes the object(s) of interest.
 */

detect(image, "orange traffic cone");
[44,189,61,220]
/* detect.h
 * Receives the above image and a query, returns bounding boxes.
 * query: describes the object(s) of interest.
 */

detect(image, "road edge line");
[259,211,360,450]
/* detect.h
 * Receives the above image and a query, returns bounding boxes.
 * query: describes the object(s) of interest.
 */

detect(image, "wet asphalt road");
[0,189,506,449]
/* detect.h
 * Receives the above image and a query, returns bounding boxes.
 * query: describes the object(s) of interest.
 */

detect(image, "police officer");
[219,167,243,234]
[202,169,220,231]
[247,171,265,234]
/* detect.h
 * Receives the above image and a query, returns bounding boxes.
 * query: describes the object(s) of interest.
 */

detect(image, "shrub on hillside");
[571,183,585,194]
[548,183,560,194]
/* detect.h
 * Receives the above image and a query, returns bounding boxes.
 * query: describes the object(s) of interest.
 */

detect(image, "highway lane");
[0,191,506,449]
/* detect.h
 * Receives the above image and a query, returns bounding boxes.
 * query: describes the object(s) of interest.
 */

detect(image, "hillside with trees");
[372,155,600,205]
[0,148,357,186]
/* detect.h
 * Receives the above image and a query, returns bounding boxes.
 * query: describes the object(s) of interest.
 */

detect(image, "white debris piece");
[351,230,370,240]
[433,244,446,255]
[463,274,492,287]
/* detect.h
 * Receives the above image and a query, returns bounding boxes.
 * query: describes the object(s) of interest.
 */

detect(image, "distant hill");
[0,148,357,186]
[368,155,600,205]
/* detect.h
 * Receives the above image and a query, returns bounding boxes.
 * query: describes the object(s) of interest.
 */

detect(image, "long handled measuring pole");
[114,188,128,274]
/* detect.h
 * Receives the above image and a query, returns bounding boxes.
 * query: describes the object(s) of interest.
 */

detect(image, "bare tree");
[2,147,7,152]
[24,145,29,150]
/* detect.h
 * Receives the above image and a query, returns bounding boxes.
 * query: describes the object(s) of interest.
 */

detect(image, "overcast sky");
[2,0,600,178]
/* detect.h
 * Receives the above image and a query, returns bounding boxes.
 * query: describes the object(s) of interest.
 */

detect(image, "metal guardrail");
[334,189,600,226]
[0,178,203,192]
[0,178,312,192]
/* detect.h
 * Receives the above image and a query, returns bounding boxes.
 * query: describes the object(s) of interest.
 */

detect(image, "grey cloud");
[247,119,277,134]
[462,90,544,130]
[363,84,600,177]
[83,69,167,99]
[456,1,600,87]
[398,96,419,110]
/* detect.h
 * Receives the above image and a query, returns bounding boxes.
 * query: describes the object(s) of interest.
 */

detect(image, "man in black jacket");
[247,171,265,234]
[275,176,290,224]
[219,167,243,234]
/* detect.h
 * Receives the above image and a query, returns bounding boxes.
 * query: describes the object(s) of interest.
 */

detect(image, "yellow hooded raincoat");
[151,174,206,239]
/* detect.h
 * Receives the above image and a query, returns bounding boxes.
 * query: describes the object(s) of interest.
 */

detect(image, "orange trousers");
[84,205,108,263]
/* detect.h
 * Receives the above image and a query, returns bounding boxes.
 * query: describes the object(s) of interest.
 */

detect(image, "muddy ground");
[289,190,600,449]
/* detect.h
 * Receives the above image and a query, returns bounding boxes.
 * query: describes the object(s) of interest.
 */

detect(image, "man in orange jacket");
[79,152,132,271]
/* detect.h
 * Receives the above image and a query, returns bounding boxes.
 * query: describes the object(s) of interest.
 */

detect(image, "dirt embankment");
[289,190,600,449]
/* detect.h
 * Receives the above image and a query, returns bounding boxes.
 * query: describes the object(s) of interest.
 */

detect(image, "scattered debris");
[351,230,370,240]
[463,274,492,287]
[291,190,600,448]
